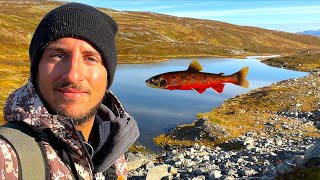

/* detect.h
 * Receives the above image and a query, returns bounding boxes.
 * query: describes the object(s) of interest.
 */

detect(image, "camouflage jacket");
[0,79,139,179]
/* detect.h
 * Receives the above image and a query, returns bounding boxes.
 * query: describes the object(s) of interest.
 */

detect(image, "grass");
[263,49,320,72]
[0,64,29,122]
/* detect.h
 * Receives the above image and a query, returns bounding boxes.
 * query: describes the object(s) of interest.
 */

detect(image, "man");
[0,2,139,180]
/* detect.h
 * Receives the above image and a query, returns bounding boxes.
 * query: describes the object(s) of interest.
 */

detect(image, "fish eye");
[160,79,167,87]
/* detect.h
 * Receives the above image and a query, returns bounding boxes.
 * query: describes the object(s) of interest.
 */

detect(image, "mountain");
[1,0,320,64]
[297,30,320,37]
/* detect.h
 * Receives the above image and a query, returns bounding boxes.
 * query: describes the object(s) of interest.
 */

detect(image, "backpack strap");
[0,122,48,180]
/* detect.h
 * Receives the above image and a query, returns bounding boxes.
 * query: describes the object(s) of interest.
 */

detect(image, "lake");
[110,57,308,151]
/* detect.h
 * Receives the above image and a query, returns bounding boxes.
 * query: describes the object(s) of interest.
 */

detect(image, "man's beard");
[56,101,101,126]
[37,82,104,126]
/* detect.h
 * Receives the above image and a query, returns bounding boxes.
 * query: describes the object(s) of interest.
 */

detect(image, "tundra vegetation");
[1,0,320,177]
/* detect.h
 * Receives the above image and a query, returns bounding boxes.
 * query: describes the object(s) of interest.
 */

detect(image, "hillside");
[1,0,320,65]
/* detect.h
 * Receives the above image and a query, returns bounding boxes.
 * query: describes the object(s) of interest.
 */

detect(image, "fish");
[145,60,249,94]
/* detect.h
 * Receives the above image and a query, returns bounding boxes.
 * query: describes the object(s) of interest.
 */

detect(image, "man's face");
[38,37,107,125]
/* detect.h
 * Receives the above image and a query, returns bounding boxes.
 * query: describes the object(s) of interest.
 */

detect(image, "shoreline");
[116,53,279,64]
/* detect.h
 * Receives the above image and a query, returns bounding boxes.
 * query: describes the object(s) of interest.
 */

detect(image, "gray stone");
[192,175,206,180]
[169,149,178,155]
[174,161,182,168]
[168,165,178,174]
[276,163,292,175]
[223,176,236,180]
[303,142,320,167]
[194,168,205,176]
[262,165,277,177]
[127,153,152,171]
[243,137,255,149]
[203,155,210,161]
[182,159,194,167]
[199,145,206,152]
[193,143,200,150]
[208,170,222,179]
[145,161,155,171]
[146,164,170,180]
[245,168,258,176]
[226,168,237,176]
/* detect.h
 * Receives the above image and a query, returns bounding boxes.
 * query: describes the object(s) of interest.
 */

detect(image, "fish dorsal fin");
[187,60,203,72]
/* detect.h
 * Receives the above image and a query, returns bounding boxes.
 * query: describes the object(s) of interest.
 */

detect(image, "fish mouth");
[145,82,157,88]
[145,79,156,88]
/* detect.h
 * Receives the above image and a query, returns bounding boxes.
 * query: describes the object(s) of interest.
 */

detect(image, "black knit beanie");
[29,3,118,89]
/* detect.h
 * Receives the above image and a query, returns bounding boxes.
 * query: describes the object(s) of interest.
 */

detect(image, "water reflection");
[110,57,308,151]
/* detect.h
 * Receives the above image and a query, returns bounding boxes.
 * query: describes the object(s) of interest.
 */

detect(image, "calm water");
[110,57,308,151]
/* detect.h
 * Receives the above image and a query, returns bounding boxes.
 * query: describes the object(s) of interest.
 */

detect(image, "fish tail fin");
[235,66,249,88]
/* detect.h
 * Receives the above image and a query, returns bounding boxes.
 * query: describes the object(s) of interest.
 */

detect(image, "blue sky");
[62,0,320,33]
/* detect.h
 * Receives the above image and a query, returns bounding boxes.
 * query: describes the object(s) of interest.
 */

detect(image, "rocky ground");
[127,134,318,179]
[127,57,320,179]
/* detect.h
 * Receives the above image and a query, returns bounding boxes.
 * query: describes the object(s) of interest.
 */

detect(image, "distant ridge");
[297,30,320,37]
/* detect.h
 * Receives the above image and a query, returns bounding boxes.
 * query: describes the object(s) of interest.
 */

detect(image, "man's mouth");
[58,88,88,98]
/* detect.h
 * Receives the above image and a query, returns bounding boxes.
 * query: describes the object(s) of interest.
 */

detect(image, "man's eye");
[87,57,96,62]
[51,54,65,59]
[85,57,101,64]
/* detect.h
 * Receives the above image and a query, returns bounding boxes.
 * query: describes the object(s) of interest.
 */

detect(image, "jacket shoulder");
[0,138,19,179]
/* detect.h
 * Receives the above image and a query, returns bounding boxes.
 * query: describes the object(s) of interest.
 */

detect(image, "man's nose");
[64,55,84,83]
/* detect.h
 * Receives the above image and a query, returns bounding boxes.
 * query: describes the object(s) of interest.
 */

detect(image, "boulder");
[303,142,320,168]
[127,153,152,172]
[146,164,177,180]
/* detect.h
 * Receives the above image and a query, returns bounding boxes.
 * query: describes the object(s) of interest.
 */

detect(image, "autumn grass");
[2,0,320,65]
[0,64,29,122]
[263,49,320,72]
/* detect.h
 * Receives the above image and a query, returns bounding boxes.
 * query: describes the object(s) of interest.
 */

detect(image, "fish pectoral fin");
[211,84,225,94]
[193,88,207,94]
